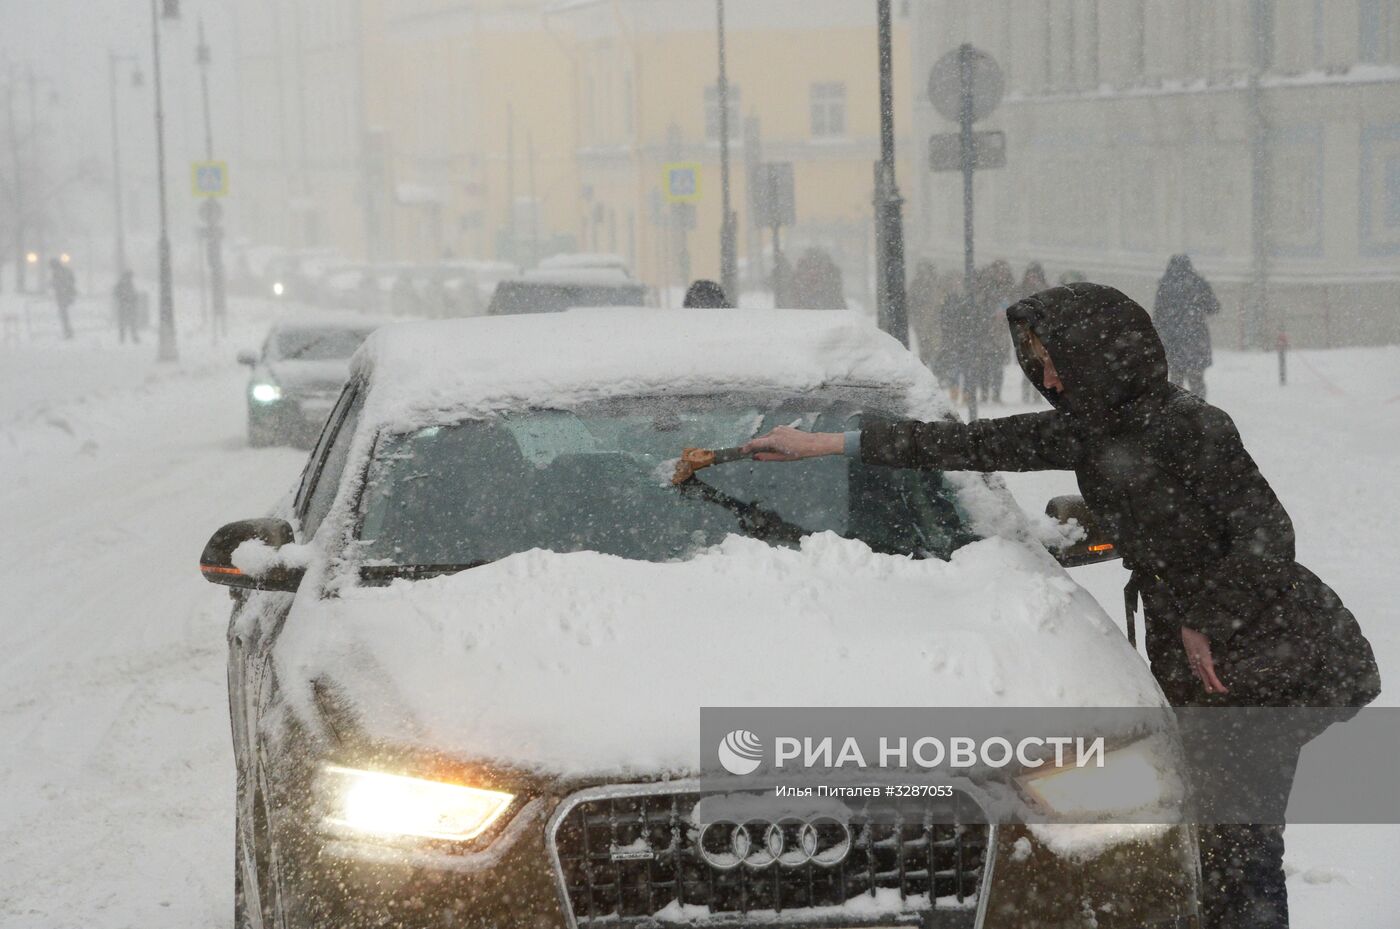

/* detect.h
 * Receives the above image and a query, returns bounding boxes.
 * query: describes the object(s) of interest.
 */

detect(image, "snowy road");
[1,300,1396,927]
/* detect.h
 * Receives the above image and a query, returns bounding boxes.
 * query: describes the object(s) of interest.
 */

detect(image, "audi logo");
[695,817,852,870]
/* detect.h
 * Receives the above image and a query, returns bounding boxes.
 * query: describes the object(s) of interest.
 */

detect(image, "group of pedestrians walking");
[914,254,1222,410]
[41,259,144,343]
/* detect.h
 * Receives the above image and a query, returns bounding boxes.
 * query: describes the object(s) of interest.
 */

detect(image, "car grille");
[552,788,990,928]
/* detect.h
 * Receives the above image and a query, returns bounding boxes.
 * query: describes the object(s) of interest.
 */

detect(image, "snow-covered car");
[488,269,649,315]
[237,320,383,448]
[202,310,1198,929]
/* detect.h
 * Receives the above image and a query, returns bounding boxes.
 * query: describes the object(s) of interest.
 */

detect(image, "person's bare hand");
[741,427,844,462]
[1181,626,1229,694]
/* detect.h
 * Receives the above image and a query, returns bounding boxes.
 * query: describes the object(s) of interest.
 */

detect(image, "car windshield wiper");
[673,477,810,546]
[358,561,493,583]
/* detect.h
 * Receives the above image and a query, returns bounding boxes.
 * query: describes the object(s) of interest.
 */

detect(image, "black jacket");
[1152,255,1219,373]
[861,283,1379,708]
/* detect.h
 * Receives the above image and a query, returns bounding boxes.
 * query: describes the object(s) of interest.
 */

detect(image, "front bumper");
[270,785,1198,929]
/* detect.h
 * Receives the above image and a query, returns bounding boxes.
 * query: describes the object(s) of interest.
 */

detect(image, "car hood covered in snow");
[274,534,1164,778]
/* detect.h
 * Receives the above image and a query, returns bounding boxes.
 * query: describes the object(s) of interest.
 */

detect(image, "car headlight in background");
[250,383,282,403]
[320,765,515,842]
[1016,736,1179,818]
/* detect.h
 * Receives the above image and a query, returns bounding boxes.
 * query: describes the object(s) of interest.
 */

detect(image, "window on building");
[810,82,847,138]
[704,84,741,141]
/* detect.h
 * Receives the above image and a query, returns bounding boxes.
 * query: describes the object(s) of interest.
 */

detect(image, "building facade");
[909,0,1400,347]
[228,0,918,304]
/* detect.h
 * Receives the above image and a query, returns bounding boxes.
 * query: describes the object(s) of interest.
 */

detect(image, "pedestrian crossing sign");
[664,163,701,203]
[192,161,229,197]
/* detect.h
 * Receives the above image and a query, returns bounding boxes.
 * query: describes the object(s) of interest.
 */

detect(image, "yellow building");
[547,0,914,302]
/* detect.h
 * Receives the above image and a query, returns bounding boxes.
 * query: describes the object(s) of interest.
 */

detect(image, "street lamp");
[150,0,180,362]
[715,0,738,305]
[195,17,228,340]
[108,52,142,277]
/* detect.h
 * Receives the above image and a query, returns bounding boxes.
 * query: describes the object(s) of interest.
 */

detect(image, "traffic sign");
[929,131,1006,172]
[192,160,229,197]
[664,162,702,203]
[927,46,1004,124]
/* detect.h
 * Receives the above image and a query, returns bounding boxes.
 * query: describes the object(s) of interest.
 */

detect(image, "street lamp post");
[150,0,178,362]
[108,52,141,276]
[873,0,909,346]
[715,0,738,304]
[196,18,228,340]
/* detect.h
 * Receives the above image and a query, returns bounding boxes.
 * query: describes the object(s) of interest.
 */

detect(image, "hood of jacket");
[1006,283,1170,431]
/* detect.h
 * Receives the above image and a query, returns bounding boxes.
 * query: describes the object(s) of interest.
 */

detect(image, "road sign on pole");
[927,45,1003,124]
[192,160,228,197]
[929,131,1006,171]
[664,162,702,203]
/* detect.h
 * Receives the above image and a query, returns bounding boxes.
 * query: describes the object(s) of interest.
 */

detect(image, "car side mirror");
[199,518,305,592]
[1045,495,1120,567]
[237,349,258,366]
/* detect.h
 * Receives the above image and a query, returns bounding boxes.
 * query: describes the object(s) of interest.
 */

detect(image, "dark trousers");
[1149,616,1304,929]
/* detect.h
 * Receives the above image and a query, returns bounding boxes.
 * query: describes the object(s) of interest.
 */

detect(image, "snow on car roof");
[352,308,951,428]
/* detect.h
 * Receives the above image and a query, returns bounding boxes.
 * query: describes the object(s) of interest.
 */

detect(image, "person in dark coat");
[682,279,731,308]
[113,271,140,344]
[1154,254,1220,398]
[741,282,1380,929]
[50,258,77,340]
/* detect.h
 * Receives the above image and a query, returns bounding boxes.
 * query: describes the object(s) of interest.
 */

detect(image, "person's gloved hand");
[741,426,843,462]
[1181,626,1229,694]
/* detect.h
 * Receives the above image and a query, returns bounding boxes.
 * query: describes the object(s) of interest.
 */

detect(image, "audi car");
[238,319,385,448]
[202,309,1199,929]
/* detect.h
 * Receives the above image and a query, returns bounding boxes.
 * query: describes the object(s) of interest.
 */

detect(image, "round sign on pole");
[927,45,1004,124]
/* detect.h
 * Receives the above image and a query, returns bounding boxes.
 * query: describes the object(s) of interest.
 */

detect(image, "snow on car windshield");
[274,327,373,361]
[355,393,976,569]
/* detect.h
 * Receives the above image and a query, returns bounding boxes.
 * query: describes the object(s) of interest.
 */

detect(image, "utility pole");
[715,0,738,304]
[5,68,28,292]
[873,0,909,346]
[26,66,46,281]
[196,18,228,340]
[150,0,178,362]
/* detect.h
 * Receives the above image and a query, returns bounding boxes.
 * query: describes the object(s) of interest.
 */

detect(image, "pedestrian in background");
[1153,254,1220,398]
[49,258,77,340]
[682,279,730,308]
[1018,261,1050,402]
[975,260,1017,404]
[113,271,140,344]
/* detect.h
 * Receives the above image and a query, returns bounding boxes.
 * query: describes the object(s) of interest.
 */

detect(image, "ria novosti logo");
[717,729,763,775]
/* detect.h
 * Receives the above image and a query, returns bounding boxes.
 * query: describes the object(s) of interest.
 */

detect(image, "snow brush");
[671,446,749,485]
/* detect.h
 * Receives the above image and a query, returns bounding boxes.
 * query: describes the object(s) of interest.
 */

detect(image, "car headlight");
[319,765,515,842]
[250,383,282,403]
[1016,736,1178,819]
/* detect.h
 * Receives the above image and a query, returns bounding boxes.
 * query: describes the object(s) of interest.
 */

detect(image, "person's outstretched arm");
[742,411,1079,473]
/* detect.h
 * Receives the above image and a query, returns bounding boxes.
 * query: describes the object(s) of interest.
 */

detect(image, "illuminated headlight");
[1016,736,1179,818]
[250,383,282,403]
[272,281,285,296]
[319,765,515,843]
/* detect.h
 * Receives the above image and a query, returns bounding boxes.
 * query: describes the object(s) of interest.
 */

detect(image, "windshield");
[355,394,975,572]
[274,327,373,361]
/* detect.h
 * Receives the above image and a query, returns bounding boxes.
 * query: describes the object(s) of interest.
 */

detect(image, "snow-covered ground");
[1,295,1396,927]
